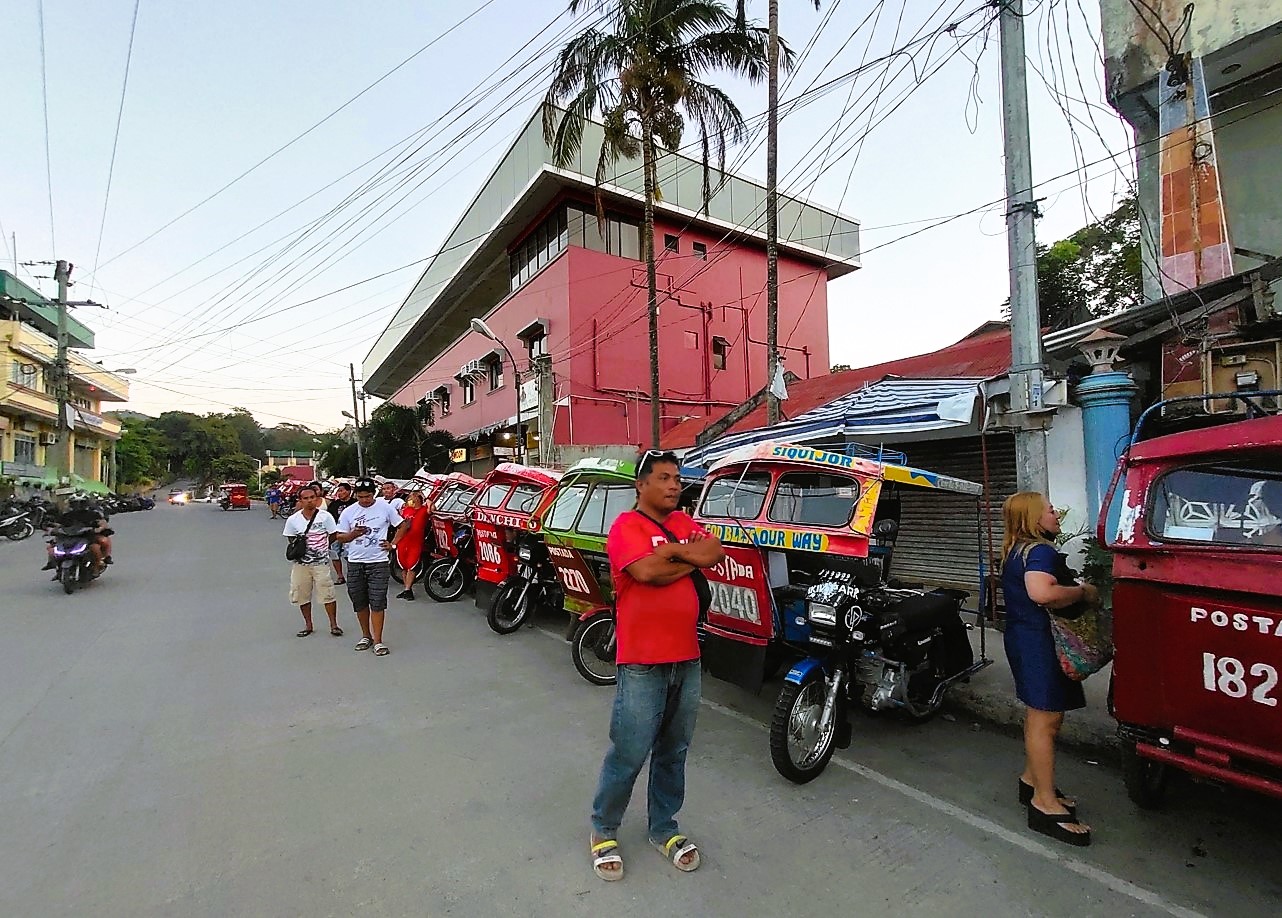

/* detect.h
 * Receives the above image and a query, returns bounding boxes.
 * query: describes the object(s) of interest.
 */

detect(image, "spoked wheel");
[770,671,837,783]
[571,613,617,686]
[487,579,532,635]
[5,521,34,541]
[1122,739,1170,809]
[424,559,466,602]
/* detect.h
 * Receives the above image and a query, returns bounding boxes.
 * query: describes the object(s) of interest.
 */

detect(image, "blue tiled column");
[1075,371,1138,528]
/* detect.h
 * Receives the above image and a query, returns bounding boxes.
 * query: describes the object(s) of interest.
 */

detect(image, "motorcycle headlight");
[807,602,838,628]
[517,544,533,561]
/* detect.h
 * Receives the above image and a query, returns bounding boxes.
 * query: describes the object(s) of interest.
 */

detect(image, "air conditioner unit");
[38,432,58,445]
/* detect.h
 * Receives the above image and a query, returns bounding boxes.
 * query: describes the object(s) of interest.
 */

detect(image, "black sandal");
[330,627,344,637]
[1018,779,1077,816]
[1027,804,1091,847]
[296,628,313,637]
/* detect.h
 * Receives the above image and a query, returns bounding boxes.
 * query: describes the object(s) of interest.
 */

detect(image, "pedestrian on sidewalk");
[394,490,430,600]
[588,450,723,882]
[335,477,408,657]
[282,484,341,638]
[266,484,283,519]
[1002,491,1099,847]
[327,483,356,584]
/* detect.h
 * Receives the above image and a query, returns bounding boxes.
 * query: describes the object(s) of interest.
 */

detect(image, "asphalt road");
[0,498,1278,917]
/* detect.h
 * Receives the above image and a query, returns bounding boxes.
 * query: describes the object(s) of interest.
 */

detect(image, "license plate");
[709,581,761,625]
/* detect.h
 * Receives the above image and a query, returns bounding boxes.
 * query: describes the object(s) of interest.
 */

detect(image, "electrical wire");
[36,0,56,254]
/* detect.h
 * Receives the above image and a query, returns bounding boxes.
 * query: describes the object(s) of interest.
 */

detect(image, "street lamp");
[470,317,523,464]
[251,457,263,490]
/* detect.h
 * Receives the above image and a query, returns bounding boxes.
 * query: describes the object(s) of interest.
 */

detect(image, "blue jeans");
[591,660,701,842]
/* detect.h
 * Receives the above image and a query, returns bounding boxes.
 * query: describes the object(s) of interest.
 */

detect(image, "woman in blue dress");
[1002,492,1098,847]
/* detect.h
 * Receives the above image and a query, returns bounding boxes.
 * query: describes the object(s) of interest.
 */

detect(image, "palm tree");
[734,1,819,426]
[543,0,779,448]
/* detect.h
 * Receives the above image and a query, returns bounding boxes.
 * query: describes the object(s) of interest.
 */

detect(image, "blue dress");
[1002,543,1085,712]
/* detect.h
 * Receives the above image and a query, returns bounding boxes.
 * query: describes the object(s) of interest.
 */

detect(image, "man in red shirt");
[589,450,723,882]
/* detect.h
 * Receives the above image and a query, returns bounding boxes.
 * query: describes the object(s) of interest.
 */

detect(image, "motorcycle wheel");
[487,580,531,635]
[62,571,77,595]
[571,613,617,686]
[5,521,34,541]
[425,559,466,602]
[1121,739,1169,809]
[770,671,837,784]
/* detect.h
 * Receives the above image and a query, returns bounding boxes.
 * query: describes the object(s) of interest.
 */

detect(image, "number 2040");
[1202,653,1279,706]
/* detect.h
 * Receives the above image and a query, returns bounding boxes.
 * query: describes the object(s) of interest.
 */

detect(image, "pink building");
[362,110,860,472]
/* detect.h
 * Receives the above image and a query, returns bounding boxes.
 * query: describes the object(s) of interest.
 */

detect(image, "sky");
[0,0,1135,432]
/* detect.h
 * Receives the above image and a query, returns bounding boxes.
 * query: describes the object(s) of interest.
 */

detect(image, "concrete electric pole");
[53,259,75,486]
[349,363,366,476]
[998,0,1050,494]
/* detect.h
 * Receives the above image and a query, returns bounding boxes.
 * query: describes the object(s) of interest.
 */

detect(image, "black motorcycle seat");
[885,592,959,633]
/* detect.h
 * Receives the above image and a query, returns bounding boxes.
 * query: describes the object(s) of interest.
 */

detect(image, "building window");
[664,234,679,253]
[684,331,699,350]
[13,435,37,465]
[692,241,707,260]
[527,332,547,361]
[437,387,451,415]
[566,203,640,260]
[9,361,39,389]
[509,206,570,293]
[461,377,476,405]
[712,336,729,371]
[487,358,504,391]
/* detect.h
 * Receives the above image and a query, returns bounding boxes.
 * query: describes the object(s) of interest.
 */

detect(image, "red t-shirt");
[607,509,709,665]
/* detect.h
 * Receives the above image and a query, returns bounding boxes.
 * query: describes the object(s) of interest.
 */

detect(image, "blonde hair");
[1002,491,1053,560]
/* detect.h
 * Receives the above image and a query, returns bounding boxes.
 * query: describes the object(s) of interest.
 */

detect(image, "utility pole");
[998,0,1050,494]
[349,363,366,476]
[54,259,74,487]
[764,0,781,427]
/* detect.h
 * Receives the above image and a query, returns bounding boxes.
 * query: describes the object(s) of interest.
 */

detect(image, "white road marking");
[537,627,1207,918]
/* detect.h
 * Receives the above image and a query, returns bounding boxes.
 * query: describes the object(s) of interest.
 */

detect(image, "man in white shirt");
[336,477,410,657]
[379,480,405,515]
[282,484,341,638]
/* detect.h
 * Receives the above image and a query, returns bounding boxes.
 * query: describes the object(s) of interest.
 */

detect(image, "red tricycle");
[1103,392,1282,806]
[423,472,483,602]
[218,483,251,511]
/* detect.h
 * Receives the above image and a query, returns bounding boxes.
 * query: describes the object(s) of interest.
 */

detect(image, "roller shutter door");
[889,435,1017,594]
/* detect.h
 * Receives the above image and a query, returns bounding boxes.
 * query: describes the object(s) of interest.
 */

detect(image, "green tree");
[829,363,852,373]
[264,423,319,453]
[362,404,457,478]
[116,419,168,485]
[315,431,361,478]
[212,453,260,483]
[213,408,266,458]
[261,467,284,486]
[543,0,777,446]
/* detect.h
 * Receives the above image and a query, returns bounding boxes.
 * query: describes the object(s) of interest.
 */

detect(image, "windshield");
[435,485,472,514]
[767,472,860,528]
[476,483,513,509]
[544,483,590,531]
[699,473,771,520]
[508,483,546,514]
[577,482,636,536]
[1150,459,1282,548]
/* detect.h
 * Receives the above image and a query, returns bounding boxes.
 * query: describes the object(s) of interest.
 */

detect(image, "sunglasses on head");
[637,449,679,478]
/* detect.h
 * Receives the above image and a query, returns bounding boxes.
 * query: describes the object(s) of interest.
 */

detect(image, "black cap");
[353,477,378,493]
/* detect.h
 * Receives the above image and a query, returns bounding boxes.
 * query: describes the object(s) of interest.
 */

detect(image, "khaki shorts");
[290,563,336,606]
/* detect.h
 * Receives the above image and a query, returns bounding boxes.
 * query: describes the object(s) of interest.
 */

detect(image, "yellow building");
[1,271,129,491]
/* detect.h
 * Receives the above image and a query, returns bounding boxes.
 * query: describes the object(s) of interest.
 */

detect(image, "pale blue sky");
[1,0,1133,430]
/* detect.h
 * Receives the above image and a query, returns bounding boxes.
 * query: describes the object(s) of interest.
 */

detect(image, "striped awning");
[683,377,983,468]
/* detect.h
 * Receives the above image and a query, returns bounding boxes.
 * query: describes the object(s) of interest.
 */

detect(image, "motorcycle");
[0,506,36,541]
[487,531,564,634]
[424,524,475,602]
[49,525,102,594]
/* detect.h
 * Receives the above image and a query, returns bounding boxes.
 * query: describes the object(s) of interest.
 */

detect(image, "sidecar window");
[768,473,860,528]
[699,473,771,519]
[507,483,546,514]
[1150,462,1282,548]
[476,483,513,509]
[578,483,635,536]
[544,483,590,531]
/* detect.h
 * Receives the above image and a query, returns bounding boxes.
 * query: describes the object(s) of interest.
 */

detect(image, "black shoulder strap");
[634,509,680,543]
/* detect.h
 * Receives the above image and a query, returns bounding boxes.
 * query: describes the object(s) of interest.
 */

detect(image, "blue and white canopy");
[683,377,983,469]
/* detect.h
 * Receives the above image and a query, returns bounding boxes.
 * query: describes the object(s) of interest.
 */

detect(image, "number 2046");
[1202,653,1279,707]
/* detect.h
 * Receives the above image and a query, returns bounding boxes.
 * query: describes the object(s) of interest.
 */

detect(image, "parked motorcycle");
[769,571,976,783]
[0,505,36,541]
[424,524,475,602]
[486,532,564,634]
[49,525,103,594]
[571,609,617,686]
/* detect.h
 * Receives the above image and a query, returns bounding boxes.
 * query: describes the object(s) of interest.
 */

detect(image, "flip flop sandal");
[335,578,346,584]
[373,643,390,656]
[330,627,344,637]
[652,834,700,872]
[590,838,623,881]
[296,628,314,637]
[1027,805,1091,847]
[354,637,374,651]
[1018,779,1077,815]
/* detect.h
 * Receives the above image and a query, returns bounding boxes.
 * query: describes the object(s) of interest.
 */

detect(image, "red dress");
[396,505,429,571]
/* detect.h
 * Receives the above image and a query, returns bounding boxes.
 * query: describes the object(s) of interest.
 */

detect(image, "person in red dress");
[395,491,430,600]
[588,450,723,882]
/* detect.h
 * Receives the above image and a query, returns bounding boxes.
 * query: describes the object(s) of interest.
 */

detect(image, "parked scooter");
[487,531,564,634]
[0,505,36,541]
[424,524,475,602]
[48,525,103,594]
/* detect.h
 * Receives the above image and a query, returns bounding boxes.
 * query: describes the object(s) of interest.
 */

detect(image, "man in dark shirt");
[44,498,109,574]
[327,483,356,584]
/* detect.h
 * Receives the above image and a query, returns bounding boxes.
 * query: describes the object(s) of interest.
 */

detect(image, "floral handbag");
[1021,544,1114,681]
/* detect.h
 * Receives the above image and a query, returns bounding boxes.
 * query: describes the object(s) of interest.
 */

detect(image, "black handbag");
[285,512,317,562]
[636,510,713,617]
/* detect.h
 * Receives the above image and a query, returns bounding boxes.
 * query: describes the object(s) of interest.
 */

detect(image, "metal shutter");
[889,435,1017,594]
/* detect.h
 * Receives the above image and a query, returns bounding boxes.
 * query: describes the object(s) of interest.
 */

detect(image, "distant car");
[168,489,190,505]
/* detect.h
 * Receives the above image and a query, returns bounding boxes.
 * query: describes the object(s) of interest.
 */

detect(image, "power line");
[88,0,143,301]
[36,0,56,254]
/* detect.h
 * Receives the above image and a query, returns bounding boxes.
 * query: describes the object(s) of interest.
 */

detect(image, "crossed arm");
[624,531,725,586]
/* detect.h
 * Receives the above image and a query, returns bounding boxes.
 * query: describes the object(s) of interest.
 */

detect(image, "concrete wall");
[1046,405,1090,562]
[1101,0,1282,98]
[1215,94,1282,271]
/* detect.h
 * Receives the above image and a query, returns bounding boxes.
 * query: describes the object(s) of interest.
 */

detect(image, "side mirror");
[873,519,899,540]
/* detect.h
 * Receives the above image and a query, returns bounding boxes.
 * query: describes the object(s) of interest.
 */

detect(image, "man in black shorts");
[334,478,409,657]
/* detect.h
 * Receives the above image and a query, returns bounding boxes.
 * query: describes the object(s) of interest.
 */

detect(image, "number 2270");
[1202,653,1279,707]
